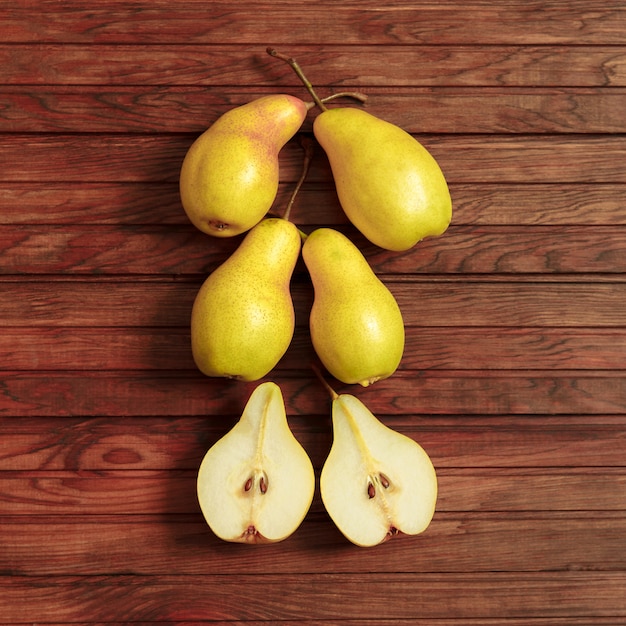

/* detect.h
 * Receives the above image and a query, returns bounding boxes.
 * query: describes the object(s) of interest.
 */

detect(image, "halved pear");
[320,386,437,547]
[197,382,314,544]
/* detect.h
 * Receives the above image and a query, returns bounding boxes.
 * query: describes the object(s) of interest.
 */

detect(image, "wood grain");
[1,1,624,623]
[0,573,624,621]
[3,2,626,44]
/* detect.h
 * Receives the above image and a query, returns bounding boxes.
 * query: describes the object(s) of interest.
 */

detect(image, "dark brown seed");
[244,477,253,492]
[367,482,376,499]
[380,473,390,489]
[259,475,268,494]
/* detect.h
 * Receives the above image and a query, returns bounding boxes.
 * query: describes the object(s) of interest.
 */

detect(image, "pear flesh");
[302,227,405,386]
[314,107,452,251]
[321,392,437,547]
[180,94,308,237]
[197,382,315,543]
[191,217,300,381]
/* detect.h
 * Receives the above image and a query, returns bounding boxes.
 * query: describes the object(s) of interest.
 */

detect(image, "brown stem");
[305,92,369,110]
[319,91,368,106]
[311,363,339,401]
[267,47,328,112]
[282,135,315,222]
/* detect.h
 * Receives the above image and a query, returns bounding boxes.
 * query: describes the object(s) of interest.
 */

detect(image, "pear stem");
[311,363,339,401]
[282,135,315,222]
[312,91,368,110]
[267,47,328,112]
[305,92,368,111]
[323,92,368,104]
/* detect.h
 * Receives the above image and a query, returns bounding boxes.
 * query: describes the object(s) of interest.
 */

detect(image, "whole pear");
[197,381,315,543]
[266,48,452,251]
[179,94,308,237]
[191,217,301,381]
[314,107,452,251]
[302,228,405,386]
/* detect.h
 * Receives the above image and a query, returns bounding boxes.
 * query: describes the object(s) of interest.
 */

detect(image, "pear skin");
[302,228,405,386]
[197,381,315,543]
[180,94,308,237]
[320,389,438,547]
[313,107,452,251]
[191,217,301,381]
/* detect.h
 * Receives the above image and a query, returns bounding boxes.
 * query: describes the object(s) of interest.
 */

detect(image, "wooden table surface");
[1,1,625,623]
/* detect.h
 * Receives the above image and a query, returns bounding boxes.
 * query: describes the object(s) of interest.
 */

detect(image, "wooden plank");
[0,471,624,515]
[2,46,624,87]
[2,280,625,328]
[2,326,625,371]
[1,135,625,184]
[2,182,625,227]
[4,622,620,626]
[1,371,625,417]
[1,224,625,275]
[0,514,624,575]
[2,2,625,45]
[2,416,623,471]
[4,88,626,134]
[0,573,623,621]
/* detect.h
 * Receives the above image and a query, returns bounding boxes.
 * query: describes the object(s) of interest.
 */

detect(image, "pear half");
[320,387,437,547]
[197,382,314,544]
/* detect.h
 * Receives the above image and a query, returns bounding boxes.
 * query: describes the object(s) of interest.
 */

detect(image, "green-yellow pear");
[318,376,438,547]
[267,48,452,251]
[302,228,405,387]
[179,94,308,237]
[191,217,300,381]
[313,107,452,251]
[197,381,315,543]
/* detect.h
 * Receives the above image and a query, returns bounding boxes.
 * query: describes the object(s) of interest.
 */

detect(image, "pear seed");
[379,473,390,489]
[244,477,253,492]
[367,482,376,499]
[259,475,268,494]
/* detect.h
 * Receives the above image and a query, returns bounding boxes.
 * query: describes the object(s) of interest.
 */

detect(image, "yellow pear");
[191,217,300,381]
[197,381,315,543]
[302,228,405,386]
[313,107,452,251]
[179,94,308,237]
[317,375,438,547]
[267,48,452,251]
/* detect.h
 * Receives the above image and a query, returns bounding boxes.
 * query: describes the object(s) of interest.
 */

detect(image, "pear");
[267,48,452,251]
[313,108,452,251]
[302,227,405,386]
[179,94,308,237]
[191,216,300,381]
[318,376,437,547]
[197,381,315,543]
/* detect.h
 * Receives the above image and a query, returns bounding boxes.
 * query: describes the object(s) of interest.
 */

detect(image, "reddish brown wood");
[1,472,625,515]
[3,88,626,134]
[0,573,624,621]
[1,224,625,275]
[1,415,625,470]
[2,2,626,44]
[1,326,625,371]
[2,46,624,87]
[2,135,626,183]
[2,280,625,327]
[1,182,626,226]
[1,1,624,623]
[1,371,625,417]
[0,513,625,574]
